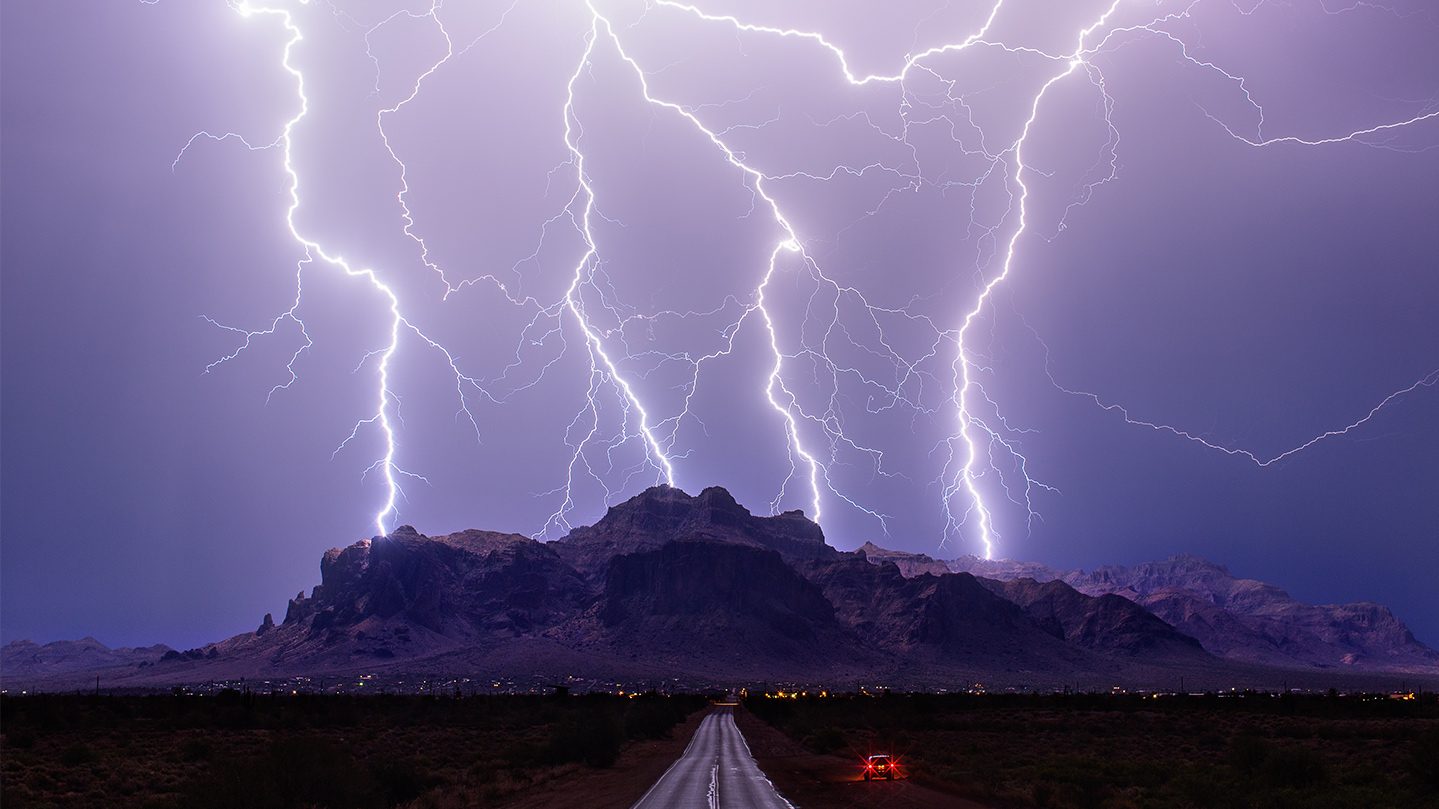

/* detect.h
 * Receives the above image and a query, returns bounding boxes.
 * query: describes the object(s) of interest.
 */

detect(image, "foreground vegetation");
[0,690,707,809]
[746,690,1439,809]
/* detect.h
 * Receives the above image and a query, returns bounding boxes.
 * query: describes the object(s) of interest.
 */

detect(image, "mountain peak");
[552,484,833,577]
[855,542,952,577]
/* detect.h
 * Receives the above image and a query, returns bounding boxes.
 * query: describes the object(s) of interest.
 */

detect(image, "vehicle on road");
[863,754,896,781]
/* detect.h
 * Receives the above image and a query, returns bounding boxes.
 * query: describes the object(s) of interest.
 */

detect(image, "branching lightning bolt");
[174,0,1436,557]
[644,0,1438,558]
[180,1,498,536]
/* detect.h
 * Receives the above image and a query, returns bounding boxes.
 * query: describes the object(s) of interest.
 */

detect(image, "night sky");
[3,0,1436,651]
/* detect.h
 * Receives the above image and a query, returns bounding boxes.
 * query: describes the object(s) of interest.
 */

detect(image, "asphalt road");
[631,706,795,809]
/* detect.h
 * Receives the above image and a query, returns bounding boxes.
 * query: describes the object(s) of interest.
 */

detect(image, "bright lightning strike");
[181,1,497,537]
[178,0,1436,559]
[637,0,1438,558]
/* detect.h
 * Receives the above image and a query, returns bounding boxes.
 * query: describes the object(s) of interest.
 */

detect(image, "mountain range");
[4,485,1435,691]
[862,543,1439,672]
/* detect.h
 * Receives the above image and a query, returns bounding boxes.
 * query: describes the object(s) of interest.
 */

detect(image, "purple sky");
[3,0,1436,651]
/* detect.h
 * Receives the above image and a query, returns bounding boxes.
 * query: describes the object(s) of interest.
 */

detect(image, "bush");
[5,728,38,749]
[59,743,99,766]
[1409,727,1439,791]
[622,697,684,740]
[180,738,213,762]
[544,710,625,768]
[372,757,437,805]
[1228,734,1270,774]
[1261,746,1328,789]
[180,737,383,809]
[803,726,845,754]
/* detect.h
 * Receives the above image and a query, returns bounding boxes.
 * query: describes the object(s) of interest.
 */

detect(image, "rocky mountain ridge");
[5,486,1434,688]
[903,551,1438,672]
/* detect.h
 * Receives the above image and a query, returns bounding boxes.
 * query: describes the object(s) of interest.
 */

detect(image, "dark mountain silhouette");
[592,541,874,678]
[855,542,951,577]
[553,485,836,576]
[939,553,1439,673]
[4,486,1435,689]
[977,578,1209,661]
[208,527,596,673]
[803,554,1091,671]
[0,638,172,679]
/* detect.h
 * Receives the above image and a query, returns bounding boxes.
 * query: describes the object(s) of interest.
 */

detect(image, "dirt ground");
[734,707,993,809]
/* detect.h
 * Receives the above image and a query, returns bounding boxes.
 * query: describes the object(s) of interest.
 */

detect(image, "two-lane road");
[631,706,794,809]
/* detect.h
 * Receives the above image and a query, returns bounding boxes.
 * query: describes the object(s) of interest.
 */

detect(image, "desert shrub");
[180,737,212,762]
[1409,727,1439,791]
[371,756,437,805]
[802,726,845,754]
[544,709,624,767]
[621,696,687,740]
[1228,733,1271,774]
[1168,765,1224,807]
[59,743,98,766]
[180,737,383,809]
[1039,758,1109,809]
[5,728,38,749]
[1260,746,1328,789]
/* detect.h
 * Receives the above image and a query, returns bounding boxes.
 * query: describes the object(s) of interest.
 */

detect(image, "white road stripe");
[631,707,793,809]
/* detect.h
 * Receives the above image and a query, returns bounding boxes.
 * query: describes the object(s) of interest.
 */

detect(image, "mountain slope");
[0,638,172,679]
[591,541,876,678]
[935,552,1438,672]
[554,485,836,577]
[978,578,1208,661]
[6,486,1433,689]
[1067,556,1439,672]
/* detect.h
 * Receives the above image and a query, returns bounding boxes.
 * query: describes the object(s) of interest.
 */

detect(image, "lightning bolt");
[179,1,499,536]
[1029,5,1439,473]
[174,0,1436,559]
[1031,322,1439,468]
[550,4,925,534]
[647,0,1125,558]
[632,0,1437,558]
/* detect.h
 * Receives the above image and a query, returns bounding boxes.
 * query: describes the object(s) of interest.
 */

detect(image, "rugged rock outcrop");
[978,578,1208,661]
[856,542,951,577]
[804,556,1072,661]
[891,549,1438,672]
[8,487,1433,688]
[1063,556,1439,672]
[596,541,867,676]
[554,485,836,577]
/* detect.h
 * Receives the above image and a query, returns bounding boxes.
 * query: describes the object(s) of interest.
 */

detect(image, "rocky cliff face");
[553,485,836,577]
[804,556,1084,667]
[9,486,1433,689]
[978,578,1209,661]
[207,526,596,671]
[1062,556,1439,672]
[293,527,594,637]
[855,542,951,577]
[881,549,1438,673]
[595,541,871,677]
